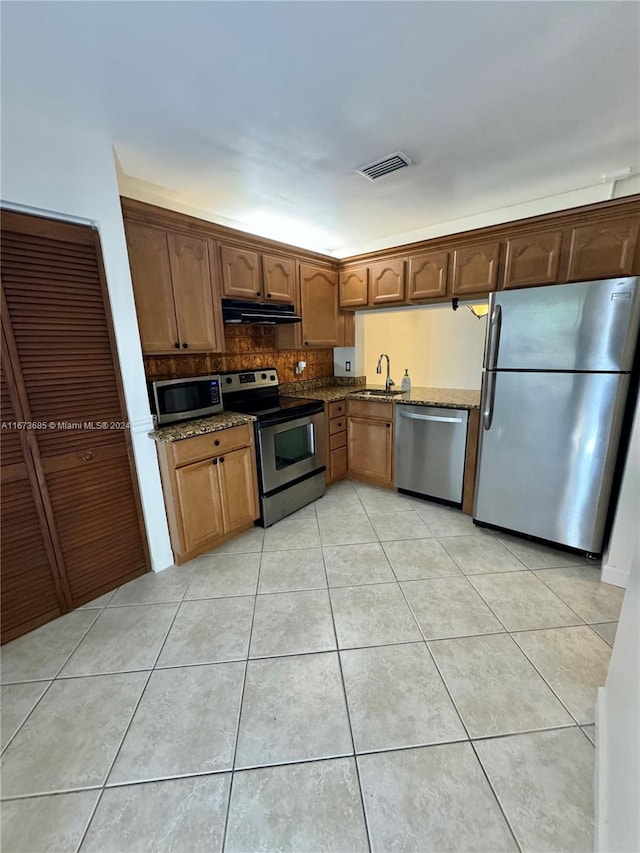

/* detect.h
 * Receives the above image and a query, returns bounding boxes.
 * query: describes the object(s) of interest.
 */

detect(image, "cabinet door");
[451,240,501,295]
[220,245,261,299]
[329,446,348,483]
[347,416,393,486]
[175,457,225,554]
[565,216,639,282]
[369,259,406,304]
[337,310,355,347]
[407,251,449,300]
[218,446,258,533]
[1,212,150,610]
[0,364,66,643]
[167,234,221,352]
[262,254,295,303]
[502,230,563,289]
[339,267,368,307]
[299,264,339,347]
[125,222,179,354]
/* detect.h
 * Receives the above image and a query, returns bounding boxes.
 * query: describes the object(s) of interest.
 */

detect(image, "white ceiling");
[2,1,639,256]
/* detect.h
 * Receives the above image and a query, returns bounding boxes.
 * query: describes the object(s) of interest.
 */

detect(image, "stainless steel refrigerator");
[473,276,640,554]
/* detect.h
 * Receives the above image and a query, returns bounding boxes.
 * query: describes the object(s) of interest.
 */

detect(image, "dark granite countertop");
[149,411,256,443]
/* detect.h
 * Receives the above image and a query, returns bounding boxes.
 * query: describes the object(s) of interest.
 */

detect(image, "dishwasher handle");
[398,410,464,424]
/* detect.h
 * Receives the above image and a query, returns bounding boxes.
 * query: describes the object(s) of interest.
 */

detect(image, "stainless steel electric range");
[221,369,326,527]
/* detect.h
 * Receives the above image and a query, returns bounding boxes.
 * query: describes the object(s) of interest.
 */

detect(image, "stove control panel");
[221,369,278,393]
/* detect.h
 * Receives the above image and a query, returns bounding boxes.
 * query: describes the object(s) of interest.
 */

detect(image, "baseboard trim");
[150,547,175,573]
[601,563,629,589]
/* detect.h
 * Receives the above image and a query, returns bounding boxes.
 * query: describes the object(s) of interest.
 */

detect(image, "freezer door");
[473,371,631,552]
[486,277,640,372]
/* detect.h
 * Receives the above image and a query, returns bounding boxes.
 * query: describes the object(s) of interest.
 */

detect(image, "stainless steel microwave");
[150,375,223,425]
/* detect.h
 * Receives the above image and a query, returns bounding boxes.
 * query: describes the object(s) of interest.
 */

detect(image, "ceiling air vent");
[356,151,414,181]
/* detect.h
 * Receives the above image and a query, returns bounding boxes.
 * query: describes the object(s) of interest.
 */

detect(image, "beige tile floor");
[1,479,623,853]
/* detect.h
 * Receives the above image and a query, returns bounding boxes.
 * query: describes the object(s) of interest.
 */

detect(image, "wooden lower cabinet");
[347,400,394,487]
[175,458,225,555]
[219,445,259,533]
[156,424,259,564]
[325,399,348,485]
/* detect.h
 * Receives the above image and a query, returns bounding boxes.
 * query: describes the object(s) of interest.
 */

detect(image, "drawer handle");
[81,451,94,461]
[220,456,225,463]
[386,423,391,428]
[336,421,343,428]
[212,459,218,465]
[214,439,220,446]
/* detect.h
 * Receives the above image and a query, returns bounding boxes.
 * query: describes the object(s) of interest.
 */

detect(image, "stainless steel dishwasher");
[394,405,468,503]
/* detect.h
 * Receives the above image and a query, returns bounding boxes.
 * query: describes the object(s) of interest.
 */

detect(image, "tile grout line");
[73,577,191,851]
[469,739,524,853]
[219,538,263,852]
[319,530,373,853]
[0,608,103,757]
[464,569,588,633]
[507,631,594,728]
[394,581,473,744]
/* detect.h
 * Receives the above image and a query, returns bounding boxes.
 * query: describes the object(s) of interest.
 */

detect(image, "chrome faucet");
[376,353,395,392]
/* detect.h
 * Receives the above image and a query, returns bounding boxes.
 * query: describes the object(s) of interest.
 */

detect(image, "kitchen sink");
[356,389,407,397]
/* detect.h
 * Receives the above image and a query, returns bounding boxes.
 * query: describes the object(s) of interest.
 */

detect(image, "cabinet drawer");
[330,446,348,480]
[329,416,347,435]
[347,399,394,421]
[328,400,347,419]
[171,423,253,467]
[330,431,347,451]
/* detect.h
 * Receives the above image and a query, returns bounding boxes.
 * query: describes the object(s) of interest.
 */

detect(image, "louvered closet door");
[0,362,68,642]
[1,211,150,611]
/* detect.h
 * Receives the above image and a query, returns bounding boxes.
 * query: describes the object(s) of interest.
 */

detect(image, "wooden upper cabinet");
[451,240,501,295]
[565,216,639,282]
[299,264,339,347]
[262,254,295,302]
[220,245,261,299]
[337,310,355,347]
[501,229,563,290]
[125,222,179,353]
[339,266,368,308]
[407,251,449,300]
[125,221,221,354]
[167,234,221,352]
[369,259,406,304]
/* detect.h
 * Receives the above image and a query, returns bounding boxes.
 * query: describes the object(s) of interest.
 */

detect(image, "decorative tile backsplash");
[143,325,335,382]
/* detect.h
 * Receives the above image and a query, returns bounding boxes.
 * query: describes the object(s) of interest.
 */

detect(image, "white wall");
[1,99,173,571]
[602,396,640,589]
[361,303,487,389]
[596,543,639,852]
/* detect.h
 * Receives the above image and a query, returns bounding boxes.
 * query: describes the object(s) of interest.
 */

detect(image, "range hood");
[222,298,301,325]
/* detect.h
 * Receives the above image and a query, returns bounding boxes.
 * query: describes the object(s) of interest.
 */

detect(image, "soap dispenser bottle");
[401,369,411,392]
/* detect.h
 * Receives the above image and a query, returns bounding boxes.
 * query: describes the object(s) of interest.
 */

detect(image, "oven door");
[257,411,326,494]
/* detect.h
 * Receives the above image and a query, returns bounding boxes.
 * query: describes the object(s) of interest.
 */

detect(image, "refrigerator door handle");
[486,304,502,371]
[482,371,496,431]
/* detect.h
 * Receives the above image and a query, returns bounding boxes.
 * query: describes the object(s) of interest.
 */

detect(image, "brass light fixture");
[466,304,489,319]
